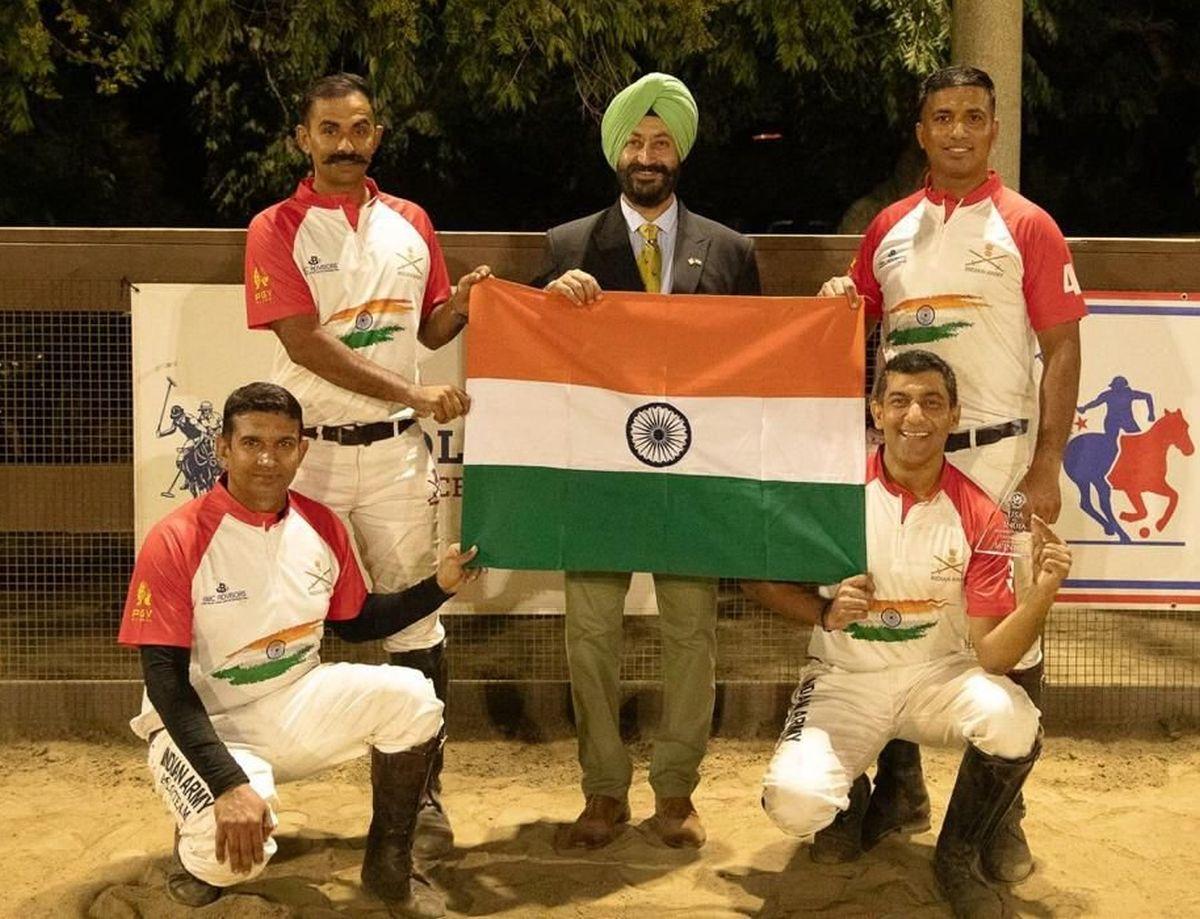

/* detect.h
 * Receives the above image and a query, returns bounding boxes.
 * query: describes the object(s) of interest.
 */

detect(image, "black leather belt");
[946,419,1029,453]
[302,418,416,446]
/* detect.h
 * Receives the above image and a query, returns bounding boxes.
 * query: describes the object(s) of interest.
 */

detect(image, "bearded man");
[537,72,761,850]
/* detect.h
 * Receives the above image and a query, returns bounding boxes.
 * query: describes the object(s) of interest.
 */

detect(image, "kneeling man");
[744,351,1070,918]
[118,382,476,918]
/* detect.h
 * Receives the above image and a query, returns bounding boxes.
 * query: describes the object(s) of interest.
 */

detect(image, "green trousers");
[564,571,717,800]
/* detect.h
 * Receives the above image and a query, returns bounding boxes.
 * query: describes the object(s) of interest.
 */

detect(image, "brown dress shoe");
[564,794,631,849]
[647,796,706,848]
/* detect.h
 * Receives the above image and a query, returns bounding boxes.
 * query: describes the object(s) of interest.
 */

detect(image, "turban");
[600,72,698,170]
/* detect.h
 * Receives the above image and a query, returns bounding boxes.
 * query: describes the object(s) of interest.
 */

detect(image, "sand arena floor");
[4,734,1199,918]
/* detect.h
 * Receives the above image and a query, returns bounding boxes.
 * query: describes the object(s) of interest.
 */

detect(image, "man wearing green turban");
[537,72,761,852]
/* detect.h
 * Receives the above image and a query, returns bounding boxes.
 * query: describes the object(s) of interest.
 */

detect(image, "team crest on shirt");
[305,560,334,595]
[964,245,1007,277]
[930,547,966,582]
[395,247,426,279]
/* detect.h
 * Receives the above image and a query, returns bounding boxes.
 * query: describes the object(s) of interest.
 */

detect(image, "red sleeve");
[995,189,1088,332]
[244,205,316,329]
[117,521,197,647]
[289,493,368,621]
[945,466,1016,618]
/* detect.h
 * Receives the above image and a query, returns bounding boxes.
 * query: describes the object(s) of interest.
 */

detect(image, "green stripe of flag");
[339,325,402,349]
[844,621,937,642]
[886,321,972,345]
[462,465,865,583]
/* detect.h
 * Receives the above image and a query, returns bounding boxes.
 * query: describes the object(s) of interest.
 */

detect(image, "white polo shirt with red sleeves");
[850,172,1087,435]
[118,479,368,739]
[808,449,1014,673]
[244,177,452,427]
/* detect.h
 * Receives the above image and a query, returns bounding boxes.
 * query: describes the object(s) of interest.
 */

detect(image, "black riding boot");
[935,732,1042,919]
[166,830,221,907]
[983,660,1043,882]
[862,738,932,849]
[811,774,871,863]
[390,643,454,858]
[361,733,446,918]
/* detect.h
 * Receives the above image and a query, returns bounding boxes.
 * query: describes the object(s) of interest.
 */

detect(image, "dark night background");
[2,1,1197,237]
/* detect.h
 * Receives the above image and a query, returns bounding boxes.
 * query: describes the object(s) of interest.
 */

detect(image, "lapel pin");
[687,257,703,267]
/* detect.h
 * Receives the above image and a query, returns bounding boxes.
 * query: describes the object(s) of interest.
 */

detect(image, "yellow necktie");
[637,223,662,293]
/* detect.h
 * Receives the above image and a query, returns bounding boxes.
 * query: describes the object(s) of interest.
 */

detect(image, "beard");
[617,162,680,208]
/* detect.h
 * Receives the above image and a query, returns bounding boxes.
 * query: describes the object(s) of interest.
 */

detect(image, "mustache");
[623,163,671,177]
[324,153,369,165]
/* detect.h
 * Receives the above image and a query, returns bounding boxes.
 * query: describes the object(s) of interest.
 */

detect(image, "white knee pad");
[761,741,844,838]
[370,664,444,753]
[964,676,1040,761]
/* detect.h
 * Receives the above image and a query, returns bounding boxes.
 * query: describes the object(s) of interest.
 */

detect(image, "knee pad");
[970,681,1040,761]
[762,779,840,838]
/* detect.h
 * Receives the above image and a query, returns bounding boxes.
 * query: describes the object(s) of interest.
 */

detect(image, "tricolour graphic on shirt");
[211,619,323,686]
[328,299,414,349]
[885,294,986,346]
[844,598,946,642]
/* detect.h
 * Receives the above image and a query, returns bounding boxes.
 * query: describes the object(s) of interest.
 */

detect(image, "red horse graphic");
[1107,409,1194,532]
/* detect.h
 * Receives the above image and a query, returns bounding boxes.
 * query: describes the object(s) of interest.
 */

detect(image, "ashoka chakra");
[626,402,692,468]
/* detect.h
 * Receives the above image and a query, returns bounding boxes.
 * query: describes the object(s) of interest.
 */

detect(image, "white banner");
[132,284,1200,611]
[1055,292,1200,608]
[130,283,658,614]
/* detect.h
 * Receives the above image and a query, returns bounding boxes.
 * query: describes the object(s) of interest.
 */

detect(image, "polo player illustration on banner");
[155,376,221,499]
[1066,375,1194,543]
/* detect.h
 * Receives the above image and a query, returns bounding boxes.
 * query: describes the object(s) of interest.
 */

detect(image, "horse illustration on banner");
[1065,376,1194,542]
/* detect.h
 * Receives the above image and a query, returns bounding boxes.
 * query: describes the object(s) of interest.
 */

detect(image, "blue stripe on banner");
[1067,540,1186,547]
[1086,305,1200,316]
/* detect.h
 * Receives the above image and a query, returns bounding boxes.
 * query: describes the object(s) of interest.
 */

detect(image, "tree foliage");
[2,0,947,223]
[2,1,1197,234]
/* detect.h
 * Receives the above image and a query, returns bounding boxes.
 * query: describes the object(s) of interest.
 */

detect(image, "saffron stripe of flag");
[461,278,867,583]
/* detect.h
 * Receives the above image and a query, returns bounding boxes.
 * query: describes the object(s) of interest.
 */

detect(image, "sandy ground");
[4,734,1199,918]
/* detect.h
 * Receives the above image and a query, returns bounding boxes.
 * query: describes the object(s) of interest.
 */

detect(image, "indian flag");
[460,278,866,583]
[327,299,414,349]
[211,619,323,686]
[885,294,985,345]
[845,598,947,642]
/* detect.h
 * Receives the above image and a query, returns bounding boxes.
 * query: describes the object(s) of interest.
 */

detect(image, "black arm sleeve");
[140,645,249,799]
[327,575,452,643]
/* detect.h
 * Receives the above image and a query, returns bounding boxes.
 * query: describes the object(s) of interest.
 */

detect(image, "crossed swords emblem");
[964,248,1006,272]
[931,553,965,577]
